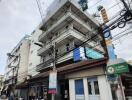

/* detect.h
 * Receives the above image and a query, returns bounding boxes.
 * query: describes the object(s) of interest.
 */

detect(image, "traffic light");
[78,0,88,11]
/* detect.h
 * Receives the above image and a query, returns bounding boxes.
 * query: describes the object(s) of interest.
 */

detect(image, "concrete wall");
[69,76,112,100]
[28,29,42,76]
[68,67,112,100]
[98,75,113,100]
[17,39,30,83]
[66,67,104,79]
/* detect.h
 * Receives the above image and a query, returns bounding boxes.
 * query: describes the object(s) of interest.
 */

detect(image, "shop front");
[29,58,112,100]
[66,67,112,100]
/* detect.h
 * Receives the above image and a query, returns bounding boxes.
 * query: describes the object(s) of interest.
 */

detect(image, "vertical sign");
[48,70,57,94]
[73,47,81,62]
[101,8,109,23]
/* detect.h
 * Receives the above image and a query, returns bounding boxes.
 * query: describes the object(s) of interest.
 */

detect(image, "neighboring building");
[4,35,30,99]
[27,0,113,100]
[28,29,42,77]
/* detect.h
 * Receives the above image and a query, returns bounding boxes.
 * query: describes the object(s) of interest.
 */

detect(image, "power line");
[35,0,44,23]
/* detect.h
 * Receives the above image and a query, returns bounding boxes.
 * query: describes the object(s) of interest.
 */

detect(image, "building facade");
[28,29,42,77]
[4,35,30,99]
[26,0,113,100]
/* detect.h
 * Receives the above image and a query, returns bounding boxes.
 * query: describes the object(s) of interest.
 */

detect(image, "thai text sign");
[85,47,104,59]
[107,62,129,74]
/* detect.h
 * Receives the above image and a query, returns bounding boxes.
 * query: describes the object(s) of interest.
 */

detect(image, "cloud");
[0,0,132,75]
[0,0,54,74]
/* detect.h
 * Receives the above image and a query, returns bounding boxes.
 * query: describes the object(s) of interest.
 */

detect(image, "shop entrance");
[60,79,69,100]
[87,78,100,100]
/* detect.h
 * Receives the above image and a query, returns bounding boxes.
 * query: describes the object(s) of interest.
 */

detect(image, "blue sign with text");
[85,47,104,59]
[73,48,81,62]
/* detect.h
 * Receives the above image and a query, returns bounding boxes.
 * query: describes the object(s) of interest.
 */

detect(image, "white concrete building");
[28,29,42,77]
[37,0,105,72]
[5,35,30,86]
[4,35,31,99]
[31,0,113,100]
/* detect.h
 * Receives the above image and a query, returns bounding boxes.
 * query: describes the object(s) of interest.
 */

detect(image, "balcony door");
[88,78,100,100]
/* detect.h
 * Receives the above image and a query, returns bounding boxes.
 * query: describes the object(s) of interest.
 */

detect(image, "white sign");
[48,70,57,94]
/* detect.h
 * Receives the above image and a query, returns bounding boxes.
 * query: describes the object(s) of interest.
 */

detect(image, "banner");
[48,70,57,94]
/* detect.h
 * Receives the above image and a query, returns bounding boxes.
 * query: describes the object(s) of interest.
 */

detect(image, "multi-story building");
[4,35,30,98]
[27,0,113,100]
[36,0,105,72]
[28,29,42,77]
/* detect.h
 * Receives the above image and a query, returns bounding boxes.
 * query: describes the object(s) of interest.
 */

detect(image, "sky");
[0,0,132,75]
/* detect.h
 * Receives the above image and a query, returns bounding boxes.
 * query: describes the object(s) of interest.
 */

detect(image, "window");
[41,56,45,62]
[88,82,92,95]
[87,78,100,96]
[55,49,58,56]
[66,43,70,52]
[75,79,84,95]
[49,53,51,56]
[94,81,99,94]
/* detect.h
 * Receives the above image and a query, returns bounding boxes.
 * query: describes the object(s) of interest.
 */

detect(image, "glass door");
[75,79,85,100]
[88,78,100,100]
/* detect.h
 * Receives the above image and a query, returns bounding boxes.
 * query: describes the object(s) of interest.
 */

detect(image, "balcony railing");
[38,29,86,56]
[39,12,72,42]
[36,58,54,72]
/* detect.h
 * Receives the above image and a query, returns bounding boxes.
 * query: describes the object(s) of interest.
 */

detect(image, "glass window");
[75,79,84,95]
[88,82,92,95]
[94,81,100,95]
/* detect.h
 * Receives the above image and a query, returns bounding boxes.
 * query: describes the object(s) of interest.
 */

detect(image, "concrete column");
[69,79,75,100]
[83,78,89,100]
[98,75,113,100]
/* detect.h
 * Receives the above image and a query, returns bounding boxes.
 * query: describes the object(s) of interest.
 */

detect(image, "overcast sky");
[0,0,132,75]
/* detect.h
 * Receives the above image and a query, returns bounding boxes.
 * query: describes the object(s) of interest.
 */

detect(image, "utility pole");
[51,42,56,100]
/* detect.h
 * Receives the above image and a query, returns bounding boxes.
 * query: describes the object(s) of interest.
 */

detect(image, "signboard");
[106,40,112,45]
[73,48,81,62]
[107,62,129,74]
[101,8,109,23]
[107,45,116,59]
[48,70,57,94]
[85,47,104,59]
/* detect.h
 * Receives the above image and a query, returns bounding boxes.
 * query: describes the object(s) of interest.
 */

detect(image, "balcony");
[36,58,54,72]
[36,51,73,72]
[38,12,97,43]
[37,43,53,56]
[39,12,72,42]
[38,29,86,56]
[38,28,104,56]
